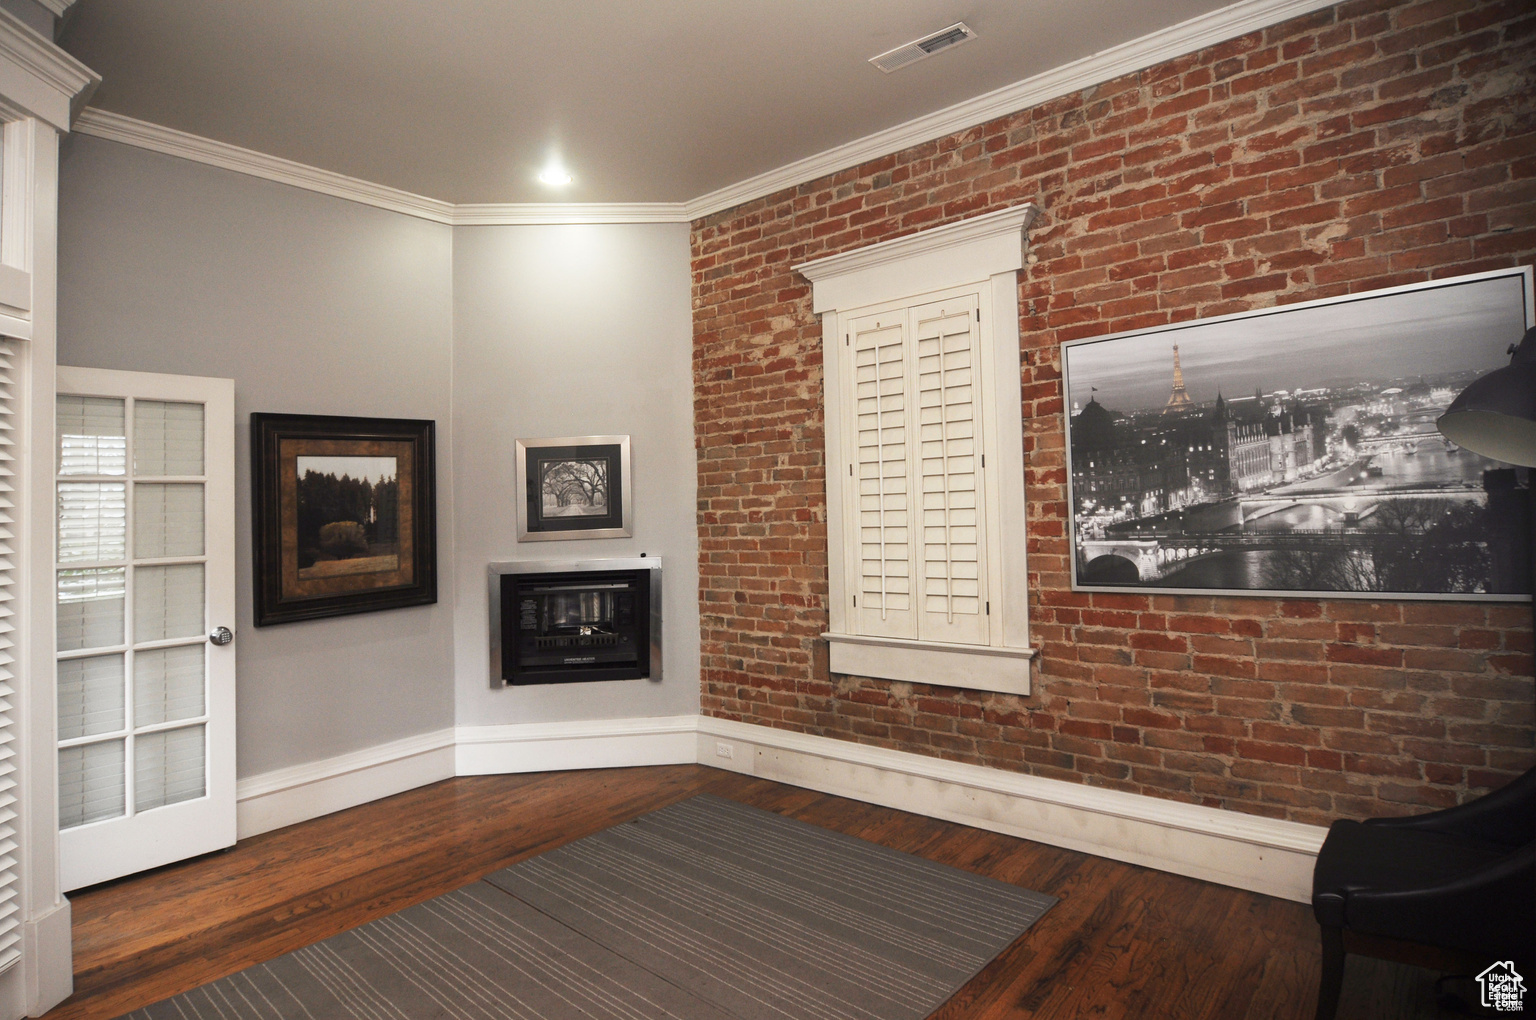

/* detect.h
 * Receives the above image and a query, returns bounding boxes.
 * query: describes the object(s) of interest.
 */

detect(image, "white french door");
[54,367,235,891]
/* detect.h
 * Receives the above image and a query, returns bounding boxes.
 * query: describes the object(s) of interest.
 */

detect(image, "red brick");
[692,0,1536,828]
[1325,644,1404,666]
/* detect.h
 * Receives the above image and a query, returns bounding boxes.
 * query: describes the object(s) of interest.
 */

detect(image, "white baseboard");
[0,900,70,1019]
[697,717,1327,903]
[21,899,70,1017]
[231,716,697,842]
[235,728,457,839]
[231,713,1325,903]
[454,716,699,775]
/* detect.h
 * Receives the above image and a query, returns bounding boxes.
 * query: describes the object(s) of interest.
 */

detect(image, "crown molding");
[683,0,1338,220]
[71,109,688,226]
[0,4,96,129]
[454,203,688,225]
[34,0,77,17]
[68,0,1338,227]
[72,108,457,224]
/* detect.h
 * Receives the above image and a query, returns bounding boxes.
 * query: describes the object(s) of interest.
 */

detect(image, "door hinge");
[845,334,850,346]
[986,601,991,615]
[976,309,980,322]
[853,595,858,607]
[981,454,986,468]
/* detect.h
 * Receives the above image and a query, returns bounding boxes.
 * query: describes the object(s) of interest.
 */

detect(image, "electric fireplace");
[489,557,661,687]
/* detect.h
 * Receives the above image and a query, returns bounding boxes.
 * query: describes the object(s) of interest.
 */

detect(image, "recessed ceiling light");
[869,22,977,73]
[538,165,573,186]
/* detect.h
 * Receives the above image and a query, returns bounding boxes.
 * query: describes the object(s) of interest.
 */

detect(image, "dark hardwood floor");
[44,765,1473,1019]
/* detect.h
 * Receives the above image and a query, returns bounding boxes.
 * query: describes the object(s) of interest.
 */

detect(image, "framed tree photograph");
[1062,267,1534,600]
[251,413,437,625]
[515,435,632,541]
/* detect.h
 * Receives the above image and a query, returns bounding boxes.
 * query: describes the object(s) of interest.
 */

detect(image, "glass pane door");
[55,368,236,891]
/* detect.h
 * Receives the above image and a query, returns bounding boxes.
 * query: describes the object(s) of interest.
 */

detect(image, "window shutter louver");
[914,299,989,645]
[851,316,917,638]
[0,339,22,973]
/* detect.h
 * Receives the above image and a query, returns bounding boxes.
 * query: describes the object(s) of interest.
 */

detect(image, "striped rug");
[121,794,1055,1019]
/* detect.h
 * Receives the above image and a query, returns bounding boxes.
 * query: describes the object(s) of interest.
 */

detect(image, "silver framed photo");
[515,435,633,541]
[1062,266,1535,600]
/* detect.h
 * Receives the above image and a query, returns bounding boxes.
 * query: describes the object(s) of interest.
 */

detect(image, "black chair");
[1311,765,1536,1020]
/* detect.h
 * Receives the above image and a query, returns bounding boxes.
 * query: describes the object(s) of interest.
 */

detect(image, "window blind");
[0,339,22,973]
[56,390,212,849]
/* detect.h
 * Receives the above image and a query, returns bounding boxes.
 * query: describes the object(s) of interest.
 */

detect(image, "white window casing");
[0,9,101,1019]
[0,8,97,340]
[796,204,1040,695]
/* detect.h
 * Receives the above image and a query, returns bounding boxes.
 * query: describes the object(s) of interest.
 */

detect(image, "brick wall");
[691,0,1536,824]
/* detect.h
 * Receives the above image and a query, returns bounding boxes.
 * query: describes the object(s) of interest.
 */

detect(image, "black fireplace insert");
[489,558,661,686]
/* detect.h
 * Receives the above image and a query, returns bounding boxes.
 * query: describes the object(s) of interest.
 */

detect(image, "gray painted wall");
[452,224,699,725]
[57,134,457,777]
[56,137,702,779]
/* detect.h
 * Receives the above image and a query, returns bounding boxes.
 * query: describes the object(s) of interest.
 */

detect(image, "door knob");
[209,626,234,646]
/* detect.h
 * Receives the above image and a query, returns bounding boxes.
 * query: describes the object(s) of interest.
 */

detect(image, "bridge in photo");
[1084,484,1487,581]
[1238,484,1484,524]
[1096,485,1485,540]
[1079,529,1380,582]
[1352,430,1456,455]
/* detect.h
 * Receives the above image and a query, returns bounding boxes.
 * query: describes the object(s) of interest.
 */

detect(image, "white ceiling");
[59,0,1242,206]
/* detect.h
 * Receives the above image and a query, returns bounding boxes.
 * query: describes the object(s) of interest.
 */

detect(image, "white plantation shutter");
[0,340,21,973]
[843,296,991,647]
[914,298,989,645]
[850,313,916,638]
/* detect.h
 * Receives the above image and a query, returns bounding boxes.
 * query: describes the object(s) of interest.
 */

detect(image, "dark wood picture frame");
[252,413,437,625]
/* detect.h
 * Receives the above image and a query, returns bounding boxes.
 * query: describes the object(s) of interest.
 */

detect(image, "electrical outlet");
[715,741,734,760]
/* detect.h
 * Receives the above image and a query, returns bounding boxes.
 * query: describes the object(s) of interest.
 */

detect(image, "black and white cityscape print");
[1063,270,1533,597]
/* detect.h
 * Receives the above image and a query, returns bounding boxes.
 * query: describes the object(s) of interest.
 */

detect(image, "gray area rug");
[122,794,1055,1020]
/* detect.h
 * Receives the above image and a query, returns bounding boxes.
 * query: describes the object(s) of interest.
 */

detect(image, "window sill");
[823,632,1035,696]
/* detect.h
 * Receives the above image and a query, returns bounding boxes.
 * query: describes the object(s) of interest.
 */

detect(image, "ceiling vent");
[869,22,978,73]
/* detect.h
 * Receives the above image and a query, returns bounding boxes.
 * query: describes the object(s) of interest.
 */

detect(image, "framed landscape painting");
[1061,267,1535,600]
[515,435,632,541]
[251,413,437,625]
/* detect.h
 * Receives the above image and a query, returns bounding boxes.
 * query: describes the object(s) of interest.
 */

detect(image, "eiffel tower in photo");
[1163,343,1193,413]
